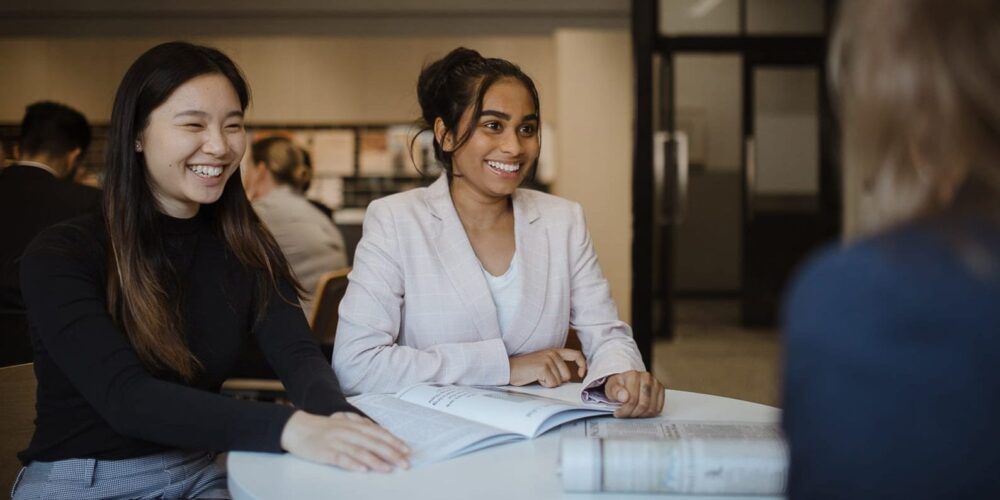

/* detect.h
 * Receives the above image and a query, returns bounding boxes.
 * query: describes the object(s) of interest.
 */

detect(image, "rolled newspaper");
[560,421,788,495]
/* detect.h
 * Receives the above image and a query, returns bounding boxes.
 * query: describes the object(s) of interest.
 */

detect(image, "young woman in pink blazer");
[334,48,663,418]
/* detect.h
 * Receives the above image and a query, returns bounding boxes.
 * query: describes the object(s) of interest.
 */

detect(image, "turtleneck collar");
[157,207,210,236]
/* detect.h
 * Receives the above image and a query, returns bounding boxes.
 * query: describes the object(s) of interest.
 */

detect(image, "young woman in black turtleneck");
[13,42,408,500]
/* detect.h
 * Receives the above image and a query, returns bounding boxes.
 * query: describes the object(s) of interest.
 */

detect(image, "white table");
[228,385,782,500]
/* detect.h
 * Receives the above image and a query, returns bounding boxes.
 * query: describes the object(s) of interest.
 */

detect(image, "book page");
[560,421,787,495]
[396,384,612,438]
[350,393,520,465]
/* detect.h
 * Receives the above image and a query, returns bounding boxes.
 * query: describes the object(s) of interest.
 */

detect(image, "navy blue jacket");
[0,164,100,366]
[782,216,1000,499]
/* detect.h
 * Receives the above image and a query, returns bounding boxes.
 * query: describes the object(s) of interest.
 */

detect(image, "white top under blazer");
[482,249,521,337]
[332,174,646,399]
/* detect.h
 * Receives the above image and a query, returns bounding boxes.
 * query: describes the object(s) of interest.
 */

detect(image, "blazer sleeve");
[332,200,510,395]
[566,203,646,392]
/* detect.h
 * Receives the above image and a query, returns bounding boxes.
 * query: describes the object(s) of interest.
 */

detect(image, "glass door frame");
[740,48,840,325]
[631,0,838,362]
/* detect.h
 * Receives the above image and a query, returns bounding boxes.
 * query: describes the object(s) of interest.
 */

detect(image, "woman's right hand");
[280,410,410,472]
[509,348,587,387]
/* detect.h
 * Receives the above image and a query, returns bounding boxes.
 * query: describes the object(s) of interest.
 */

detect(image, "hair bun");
[417,47,485,127]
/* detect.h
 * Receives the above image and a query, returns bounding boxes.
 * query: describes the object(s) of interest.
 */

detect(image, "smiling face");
[442,78,540,200]
[139,73,247,218]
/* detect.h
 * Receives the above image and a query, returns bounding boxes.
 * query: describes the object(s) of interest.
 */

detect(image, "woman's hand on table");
[509,348,587,387]
[606,370,665,418]
[280,410,410,472]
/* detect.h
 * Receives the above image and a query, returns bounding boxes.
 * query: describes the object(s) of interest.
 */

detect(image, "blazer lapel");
[503,189,549,353]
[424,175,502,341]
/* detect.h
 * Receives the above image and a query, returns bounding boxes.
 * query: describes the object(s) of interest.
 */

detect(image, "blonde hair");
[252,136,309,191]
[831,0,1000,236]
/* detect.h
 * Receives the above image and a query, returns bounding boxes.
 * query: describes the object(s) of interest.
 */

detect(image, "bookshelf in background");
[1,122,550,211]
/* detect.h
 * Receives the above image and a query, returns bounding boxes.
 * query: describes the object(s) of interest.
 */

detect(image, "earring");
[134,141,143,152]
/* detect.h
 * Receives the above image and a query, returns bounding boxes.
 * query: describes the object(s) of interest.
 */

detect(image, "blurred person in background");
[781,0,1000,498]
[0,101,99,367]
[242,136,347,317]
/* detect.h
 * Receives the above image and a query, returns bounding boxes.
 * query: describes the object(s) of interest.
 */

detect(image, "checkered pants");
[11,450,229,499]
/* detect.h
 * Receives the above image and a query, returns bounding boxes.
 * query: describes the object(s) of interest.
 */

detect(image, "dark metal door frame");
[631,0,657,366]
[632,0,837,361]
[739,45,838,326]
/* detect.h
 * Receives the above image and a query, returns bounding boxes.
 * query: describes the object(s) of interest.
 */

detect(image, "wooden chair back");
[309,267,351,348]
[220,268,351,403]
[0,363,36,496]
[220,378,288,404]
[565,329,584,382]
[0,310,31,367]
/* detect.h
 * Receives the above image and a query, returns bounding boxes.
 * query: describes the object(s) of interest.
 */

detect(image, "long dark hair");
[414,47,541,177]
[105,41,302,381]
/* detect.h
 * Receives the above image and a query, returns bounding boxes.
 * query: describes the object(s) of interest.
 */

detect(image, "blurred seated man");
[0,101,100,366]
[242,137,347,317]
[781,1,1000,498]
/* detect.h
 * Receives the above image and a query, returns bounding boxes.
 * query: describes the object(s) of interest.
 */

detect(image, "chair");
[220,378,288,404]
[565,329,584,382]
[309,267,352,355]
[565,329,582,352]
[0,310,31,367]
[220,267,351,403]
[1,363,36,496]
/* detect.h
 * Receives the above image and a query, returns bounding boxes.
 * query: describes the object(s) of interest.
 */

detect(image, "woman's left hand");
[605,370,665,418]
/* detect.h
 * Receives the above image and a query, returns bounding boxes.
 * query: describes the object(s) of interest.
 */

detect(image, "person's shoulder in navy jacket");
[782,217,1000,499]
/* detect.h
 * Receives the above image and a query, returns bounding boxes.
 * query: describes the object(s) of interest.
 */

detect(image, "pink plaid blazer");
[333,175,645,397]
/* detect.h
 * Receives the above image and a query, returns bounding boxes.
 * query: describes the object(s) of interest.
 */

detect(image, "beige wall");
[0,36,556,125]
[553,29,633,322]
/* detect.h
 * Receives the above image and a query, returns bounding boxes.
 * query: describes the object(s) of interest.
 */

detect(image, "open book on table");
[349,384,615,465]
[560,419,788,495]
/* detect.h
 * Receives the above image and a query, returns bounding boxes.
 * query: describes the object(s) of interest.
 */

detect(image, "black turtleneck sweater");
[18,210,356,464]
